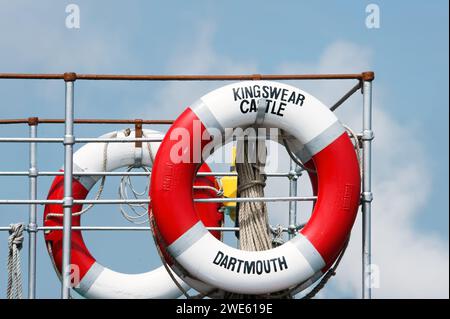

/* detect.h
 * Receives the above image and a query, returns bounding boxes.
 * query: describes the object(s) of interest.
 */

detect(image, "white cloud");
[151,34,449,298]
[280,41,449,298]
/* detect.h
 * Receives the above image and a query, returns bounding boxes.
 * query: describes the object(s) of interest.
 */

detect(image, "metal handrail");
[0,72,372,81]
[0,71,374,299]
[0,196,317,205]
[0,226,240,232]
[0,171,291,177]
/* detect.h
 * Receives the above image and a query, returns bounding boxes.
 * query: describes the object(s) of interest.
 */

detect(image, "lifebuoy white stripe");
[77,262,104,295]
[167,221,207,258]
[292,120,346,163]
[290,234,326,271]
[72,162,98,190]
[191,100,224,132]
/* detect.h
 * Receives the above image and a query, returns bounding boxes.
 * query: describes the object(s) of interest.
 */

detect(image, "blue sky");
[0,1,448,298]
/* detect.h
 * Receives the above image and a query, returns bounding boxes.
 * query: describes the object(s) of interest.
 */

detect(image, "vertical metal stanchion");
[28,117,38,299]
[288,159,298,239]
[61,73,76,299]
[361,72,374,299]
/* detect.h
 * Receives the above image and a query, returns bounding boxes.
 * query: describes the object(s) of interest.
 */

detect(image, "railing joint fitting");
[288,169,299,181]
[63,72,77,82]
[27,223,38,233]
[361,130,374,141]
[362,71,375,82]
[287,224,298,234]
[28,167,38,177]
[63,197,73,207]
[63,135,75,145]
[27,117,39,126]
[361,192,373,203]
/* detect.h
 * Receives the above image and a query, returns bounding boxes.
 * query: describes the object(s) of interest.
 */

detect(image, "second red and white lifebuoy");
[44,129,223,298]
[150,81,361,295]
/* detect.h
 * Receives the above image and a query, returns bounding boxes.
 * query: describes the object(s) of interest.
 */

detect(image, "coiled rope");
[118,166,151,224]
[7,223,24,299]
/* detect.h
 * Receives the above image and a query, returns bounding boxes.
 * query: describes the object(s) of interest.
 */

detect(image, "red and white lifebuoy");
[44,129,223,298]
[150,81,361,295]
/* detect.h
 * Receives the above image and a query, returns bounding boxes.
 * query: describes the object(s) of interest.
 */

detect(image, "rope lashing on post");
[271,224,285,247]
[342,124,363,178]
[7,223,24,299]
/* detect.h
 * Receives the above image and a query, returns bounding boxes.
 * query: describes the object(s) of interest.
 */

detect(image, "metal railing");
[0,71,374,299]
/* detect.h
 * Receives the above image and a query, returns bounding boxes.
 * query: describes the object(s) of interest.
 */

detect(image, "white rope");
[117,131,155,225]
[343,124,363,178]
[7,223,24,299]
[193,185,223,196]
[118,166,151,224]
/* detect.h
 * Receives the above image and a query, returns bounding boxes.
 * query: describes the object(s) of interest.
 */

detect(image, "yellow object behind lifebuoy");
[221,146,237,221]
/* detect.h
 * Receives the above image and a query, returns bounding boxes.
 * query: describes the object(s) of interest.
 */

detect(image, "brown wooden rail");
[0,72,374,82]
[0,118,173,125]
[0,71,374,126]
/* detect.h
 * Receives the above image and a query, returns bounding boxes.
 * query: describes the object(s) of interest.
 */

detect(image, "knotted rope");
[7,223,24,299]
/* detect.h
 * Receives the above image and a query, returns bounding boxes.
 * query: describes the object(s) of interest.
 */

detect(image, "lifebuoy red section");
[44,174,94,279]
[151,108,208,246]
[301,133,360,268]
